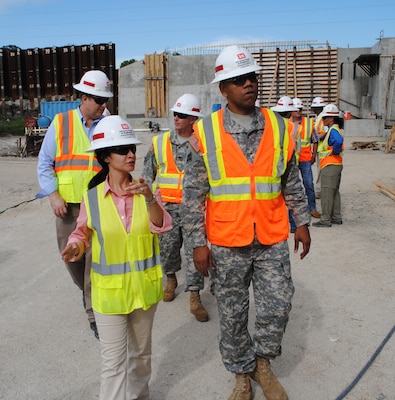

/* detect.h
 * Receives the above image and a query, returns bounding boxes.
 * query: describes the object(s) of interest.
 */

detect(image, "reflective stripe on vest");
[152,131,184,203]
[318,124,344,168]
[195,108,293,246]
[54,109,101,203]
[85,183,163,313]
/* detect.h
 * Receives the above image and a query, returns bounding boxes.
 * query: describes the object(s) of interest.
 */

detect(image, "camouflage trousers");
[159,205,204,291]
[210,239,294,373]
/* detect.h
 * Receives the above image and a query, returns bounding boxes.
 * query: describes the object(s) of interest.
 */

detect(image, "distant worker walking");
[142,94,209,322]
[37,70,113,339]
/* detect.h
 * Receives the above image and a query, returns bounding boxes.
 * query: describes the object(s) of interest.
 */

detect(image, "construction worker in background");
[182,45,311,400]
[310,96,327,199]
[271,96,302,233]
[61,116,172,400]
[37,70,113,340]
[312,104,344,227]
[142,94,209,322]
[291,98,321,219]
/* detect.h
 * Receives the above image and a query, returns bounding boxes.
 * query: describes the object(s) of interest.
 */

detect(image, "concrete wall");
[120,40,395,137]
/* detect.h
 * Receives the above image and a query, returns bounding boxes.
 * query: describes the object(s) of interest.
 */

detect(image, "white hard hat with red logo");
[211,45,262,84]
[73,70,113,98]
[271,96,298,112]
[321,104,340,118]
[170,94,203,117]
[293,98,304,109]
[86,116,141,152]
[311,96,327,108]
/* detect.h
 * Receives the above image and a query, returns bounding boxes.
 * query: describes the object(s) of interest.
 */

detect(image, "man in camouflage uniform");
[181,46,311,400]
[142,94,208,322]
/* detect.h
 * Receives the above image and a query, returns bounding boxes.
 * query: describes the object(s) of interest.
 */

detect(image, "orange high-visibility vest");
[193,108,294,247]
[152,131,183,203]
[298,116,314,162]
[53,109,101,203]
[318,124,344,169]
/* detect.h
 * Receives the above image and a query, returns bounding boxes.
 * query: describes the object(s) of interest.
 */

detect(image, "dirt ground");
[0,132,394,400]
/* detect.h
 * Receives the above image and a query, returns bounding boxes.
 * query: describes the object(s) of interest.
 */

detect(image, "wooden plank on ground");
[373,181,395,201]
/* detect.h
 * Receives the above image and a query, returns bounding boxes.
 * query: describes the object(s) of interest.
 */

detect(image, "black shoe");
[312,221,331,228]
[90,322,99,340]
[331,220,343,225]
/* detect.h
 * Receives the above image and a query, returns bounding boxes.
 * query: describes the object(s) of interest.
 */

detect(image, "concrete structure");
[119,39,395,138]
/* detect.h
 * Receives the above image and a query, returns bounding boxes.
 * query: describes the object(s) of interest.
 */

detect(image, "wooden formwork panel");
[253,47,338,109]
[144,54,168,118]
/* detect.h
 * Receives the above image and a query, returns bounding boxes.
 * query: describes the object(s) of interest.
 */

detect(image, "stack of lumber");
[351,141,380,150]
[373,181,395,202]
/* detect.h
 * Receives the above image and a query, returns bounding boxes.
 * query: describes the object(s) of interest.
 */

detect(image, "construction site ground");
[0,132,394,400]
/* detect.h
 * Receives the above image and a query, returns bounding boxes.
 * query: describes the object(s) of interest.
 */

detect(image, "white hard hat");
[271,96,298,112]
[170,94,203,117]
[311,96,326,108]
[321,104,340,118]
[73,70,113,98]
[211,45,262,84]
[293,98,304,109]
[87,115,141,152]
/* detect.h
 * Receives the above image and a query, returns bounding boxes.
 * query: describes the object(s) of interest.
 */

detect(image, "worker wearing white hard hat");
[37,69,114,340]
[182,45,311,400]
[290,98,321,229]
[271,95,298,116]
[312,104,344,228]
[142,94,209,322]
[62,115,172,400]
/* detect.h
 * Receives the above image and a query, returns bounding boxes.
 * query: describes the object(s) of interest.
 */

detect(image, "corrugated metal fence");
[0,42,117,116]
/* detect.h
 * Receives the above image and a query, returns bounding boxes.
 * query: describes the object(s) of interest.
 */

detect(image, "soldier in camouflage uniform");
[181,46,311,400]
[142,94,209,322]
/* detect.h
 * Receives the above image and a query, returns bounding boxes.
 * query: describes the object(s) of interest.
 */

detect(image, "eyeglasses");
[108,145,136,155]
[89,95,109,105]
[223,73,258,86]
[173,112,189,119]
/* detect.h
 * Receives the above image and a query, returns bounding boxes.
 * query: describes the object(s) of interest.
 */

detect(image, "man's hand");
[48,191,68,218]
[193,246,214,277]
[293,224,311,260]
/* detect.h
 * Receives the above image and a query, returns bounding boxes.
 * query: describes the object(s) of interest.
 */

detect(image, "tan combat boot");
[189,291,209,322]
[228,373,252,400]
[249,357,288,400]
[163,274,177,302]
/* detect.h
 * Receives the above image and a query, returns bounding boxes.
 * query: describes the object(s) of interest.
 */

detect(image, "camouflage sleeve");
[141,143,158,191]
[181,145,209,248]
[282,153,311,227]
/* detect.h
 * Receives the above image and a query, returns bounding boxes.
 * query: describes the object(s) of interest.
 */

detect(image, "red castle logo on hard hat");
[121,124,129,129]
[237,53,246,60]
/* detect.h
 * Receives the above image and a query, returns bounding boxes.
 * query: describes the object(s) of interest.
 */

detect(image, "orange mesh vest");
[194,108,294,247]
[152,131,184,203]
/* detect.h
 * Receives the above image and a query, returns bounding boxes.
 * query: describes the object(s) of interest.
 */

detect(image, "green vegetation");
[0,117,25,136]
[120,59,137,68]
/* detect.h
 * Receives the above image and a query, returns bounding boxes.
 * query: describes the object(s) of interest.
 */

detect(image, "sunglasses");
[223,73,258,86]
[108,145,136,155]
[173,112,189,119]
[89,95,109,105]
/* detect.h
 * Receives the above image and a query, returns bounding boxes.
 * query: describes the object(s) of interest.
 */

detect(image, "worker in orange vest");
[182,45,311,400]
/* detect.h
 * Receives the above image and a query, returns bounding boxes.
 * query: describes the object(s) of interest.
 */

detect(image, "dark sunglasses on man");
[173,112,190,119]
[88,95,109,105]
[223,73,258,86]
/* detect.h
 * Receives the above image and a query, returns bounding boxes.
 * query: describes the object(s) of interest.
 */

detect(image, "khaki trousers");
[55,203,94,323]
[95,305,157,400]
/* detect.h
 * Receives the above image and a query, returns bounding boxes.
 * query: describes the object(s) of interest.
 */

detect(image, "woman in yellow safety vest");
[313,104,344,228]
[61,116,172,400]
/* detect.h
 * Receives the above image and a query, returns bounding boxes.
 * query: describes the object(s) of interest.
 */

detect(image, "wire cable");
[0,198,37,214]
[335,324,395,400]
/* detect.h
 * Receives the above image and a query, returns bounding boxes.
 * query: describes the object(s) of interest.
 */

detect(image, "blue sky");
[1,0,394,68]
